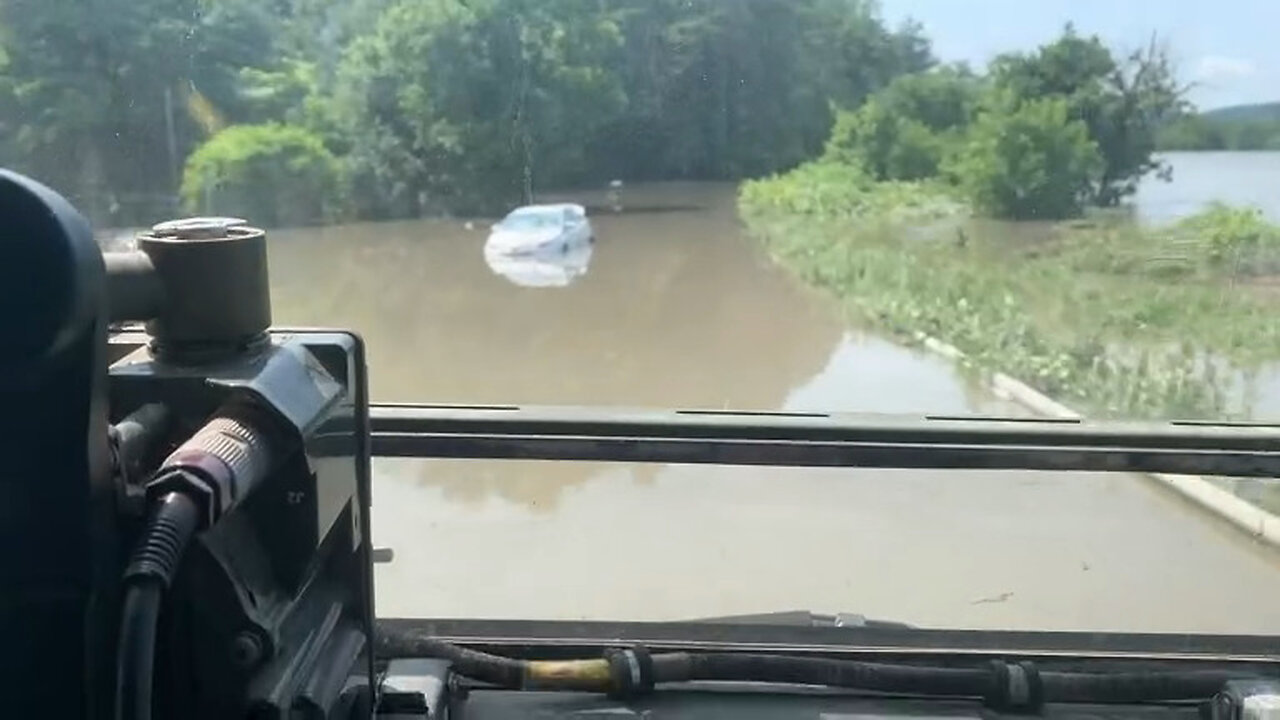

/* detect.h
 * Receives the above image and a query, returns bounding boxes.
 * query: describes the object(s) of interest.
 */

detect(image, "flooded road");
[265,179,1280,634]
[269,182,899,410]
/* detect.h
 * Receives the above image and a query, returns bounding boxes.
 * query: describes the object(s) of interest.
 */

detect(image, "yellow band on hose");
[524,659,613,691]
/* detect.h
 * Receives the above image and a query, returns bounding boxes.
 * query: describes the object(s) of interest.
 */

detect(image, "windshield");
[6,0,1280,638]
[498,210,563,231]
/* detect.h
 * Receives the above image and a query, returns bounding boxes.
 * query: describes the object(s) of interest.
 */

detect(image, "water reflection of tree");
[271,184,843,508]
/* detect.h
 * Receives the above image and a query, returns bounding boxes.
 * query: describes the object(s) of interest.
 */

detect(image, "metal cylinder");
[103,251,163,323]
[136,217,272,362]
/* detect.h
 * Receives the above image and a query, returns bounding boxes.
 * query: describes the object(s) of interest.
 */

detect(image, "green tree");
[945,92,1103,220]
[0,0,278,224]
[806,3,934,109]
[824,66,979,180]
[569,0,931,180]
[331,0,628,215]
[332,0,932,216]
[181,122,343,227]
[0,0,935,221]
[990,26,1187,206]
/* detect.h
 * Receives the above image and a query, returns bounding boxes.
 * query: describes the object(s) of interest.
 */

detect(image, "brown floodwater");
[259,180,1280,634]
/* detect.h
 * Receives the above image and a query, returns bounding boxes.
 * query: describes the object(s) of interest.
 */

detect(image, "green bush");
[1061,204,1280,279]
[1171,203,1280,273]
[740,160,967,224]
[823,69,980,183]
[825,102,947,181]
[945,94,1102,220]
[181,123,345,228]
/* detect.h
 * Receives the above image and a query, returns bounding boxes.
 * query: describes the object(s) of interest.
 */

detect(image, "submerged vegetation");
[739,161,966,225]
[741,169,1280,419]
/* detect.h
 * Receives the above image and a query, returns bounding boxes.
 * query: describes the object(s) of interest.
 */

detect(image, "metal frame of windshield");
[369,403,1280,478]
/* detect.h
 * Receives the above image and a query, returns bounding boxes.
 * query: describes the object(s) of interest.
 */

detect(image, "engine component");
[106,218,376,719]
[1,171,375,719]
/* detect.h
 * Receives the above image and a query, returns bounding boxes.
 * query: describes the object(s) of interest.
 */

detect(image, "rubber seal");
[986,659,1011,710]
[984,659,1044,714]
[604,647,655,699]
[1019,661,1044,712]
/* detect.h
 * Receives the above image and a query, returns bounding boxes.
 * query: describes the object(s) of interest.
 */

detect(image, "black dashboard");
[444,688,1197,720]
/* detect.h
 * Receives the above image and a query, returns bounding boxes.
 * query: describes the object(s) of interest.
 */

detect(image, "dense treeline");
[1157,104,1280,151]
[0,0,932,225]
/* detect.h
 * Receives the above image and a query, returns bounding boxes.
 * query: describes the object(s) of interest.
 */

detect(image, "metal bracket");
[368,404,1280,478]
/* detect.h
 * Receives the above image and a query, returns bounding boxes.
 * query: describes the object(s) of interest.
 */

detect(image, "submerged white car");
[484,203,594,256]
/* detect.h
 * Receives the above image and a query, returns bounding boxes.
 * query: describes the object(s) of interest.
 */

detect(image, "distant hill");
[1202,102,1280,124]
[1157,101,1280,151]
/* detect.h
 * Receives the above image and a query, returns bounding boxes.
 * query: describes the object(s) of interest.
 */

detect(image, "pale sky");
[878,0,1278,110]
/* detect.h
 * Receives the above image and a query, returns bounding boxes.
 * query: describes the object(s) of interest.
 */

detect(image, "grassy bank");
[740,162,1280,420]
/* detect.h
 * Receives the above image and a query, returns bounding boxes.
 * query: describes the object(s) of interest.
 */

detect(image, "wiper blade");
[369,404,1280,477]
[689,610,913,630]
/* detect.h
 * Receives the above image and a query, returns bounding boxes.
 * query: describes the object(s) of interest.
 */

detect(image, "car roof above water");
[505,203,586,218]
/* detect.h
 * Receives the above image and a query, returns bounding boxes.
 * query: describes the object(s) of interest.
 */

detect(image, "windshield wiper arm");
[369,404,1280,478]
[689,610,913,630]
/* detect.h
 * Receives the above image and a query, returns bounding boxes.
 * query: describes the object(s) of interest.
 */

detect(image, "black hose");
[681,653,989,696]
[1042,669,1237,703]
[376,633,1255,710]
[680,654,1242,707]
[380,636,525,688]
[115,491,201,720]
[116,581,163,720]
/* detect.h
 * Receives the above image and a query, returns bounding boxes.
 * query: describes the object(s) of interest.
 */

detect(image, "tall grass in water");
[740,164,1275,420]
